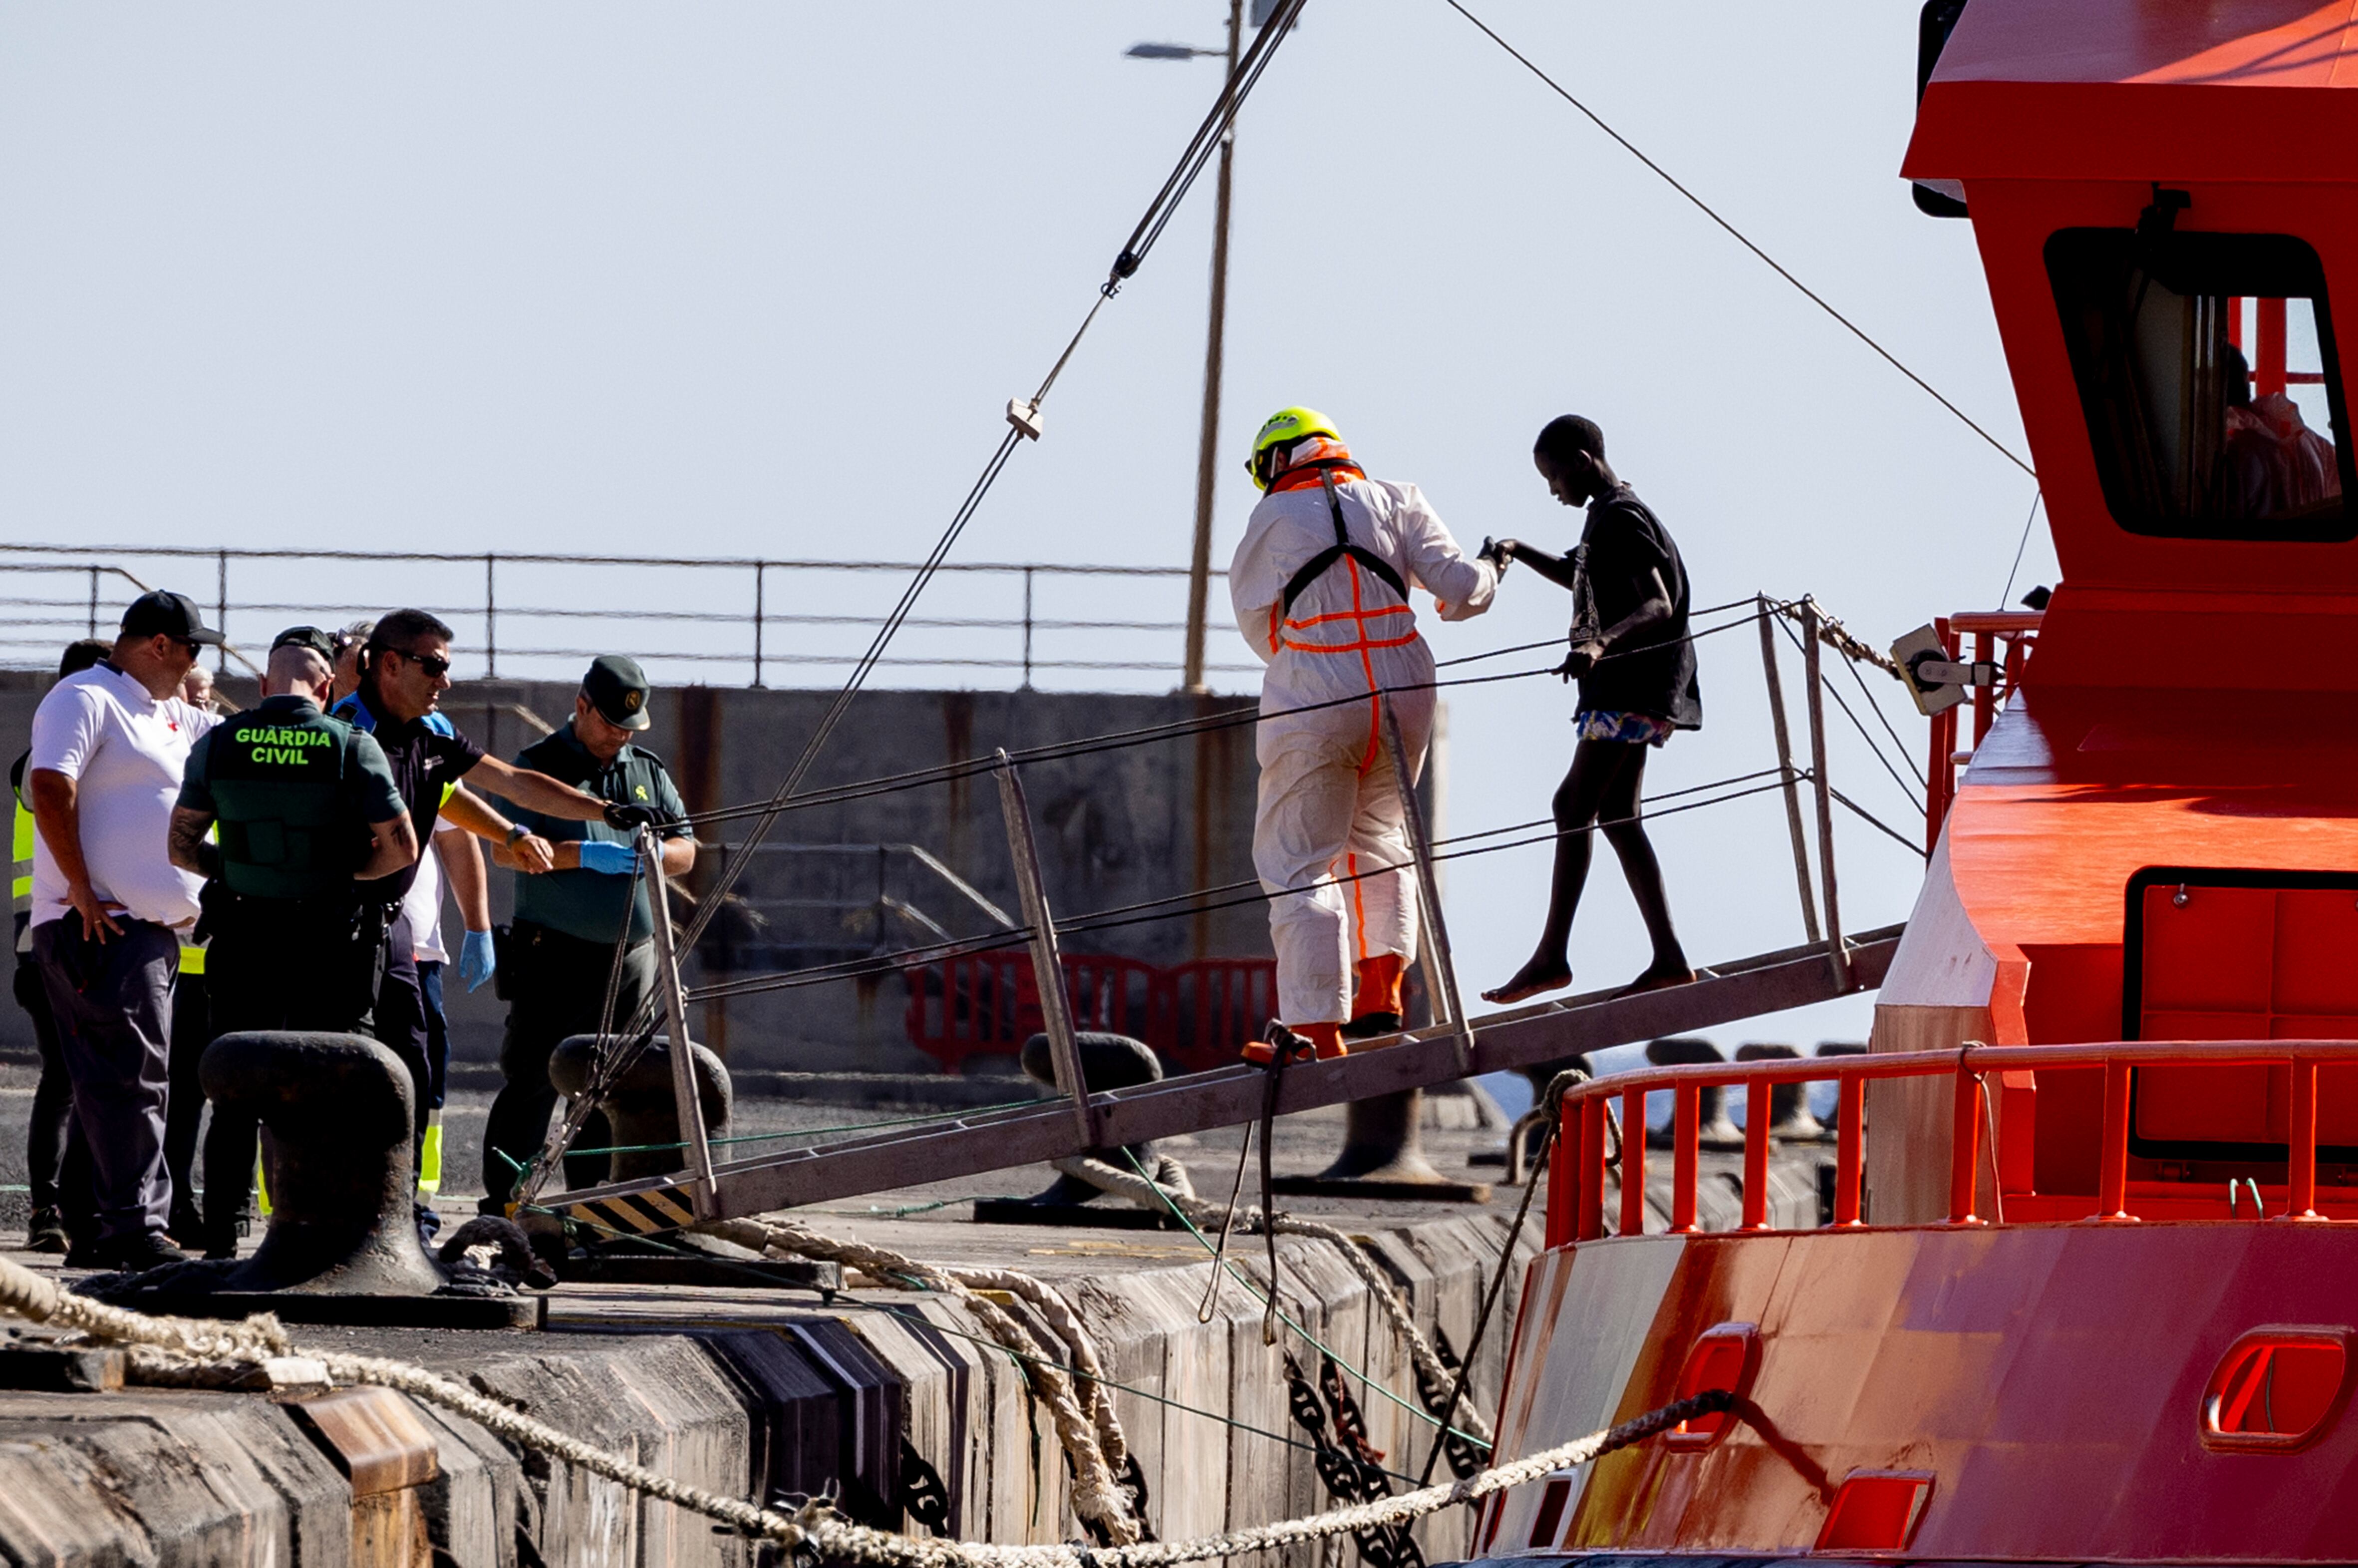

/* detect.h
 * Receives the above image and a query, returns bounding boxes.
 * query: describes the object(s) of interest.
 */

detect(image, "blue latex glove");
[459,929,496,993]
[577,839,638,875]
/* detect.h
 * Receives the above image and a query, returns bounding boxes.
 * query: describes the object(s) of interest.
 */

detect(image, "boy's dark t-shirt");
[1572,483,1702,728]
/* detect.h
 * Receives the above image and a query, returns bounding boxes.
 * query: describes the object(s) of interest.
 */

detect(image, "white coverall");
[1230,474,1498,1025]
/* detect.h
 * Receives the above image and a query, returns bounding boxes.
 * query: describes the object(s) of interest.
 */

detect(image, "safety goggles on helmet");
[1245,405,1342,492]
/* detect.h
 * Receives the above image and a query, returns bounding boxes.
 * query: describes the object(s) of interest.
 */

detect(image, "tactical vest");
[206,709,370,900]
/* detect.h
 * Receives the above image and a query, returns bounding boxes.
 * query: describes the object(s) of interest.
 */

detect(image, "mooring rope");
[1062,1152,1496,1451]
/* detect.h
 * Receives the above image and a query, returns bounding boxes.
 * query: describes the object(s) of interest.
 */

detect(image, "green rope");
[557,1096,1049,1160]
[1116,1147,1492,1451]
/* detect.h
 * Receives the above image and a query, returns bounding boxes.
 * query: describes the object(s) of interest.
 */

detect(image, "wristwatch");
[504,823,529,849]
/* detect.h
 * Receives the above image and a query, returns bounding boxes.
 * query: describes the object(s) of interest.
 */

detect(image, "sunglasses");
[170,637,202,657]
[383,647,453,679]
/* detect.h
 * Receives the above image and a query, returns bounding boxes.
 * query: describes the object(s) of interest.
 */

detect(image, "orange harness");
[1263,465,1421,780]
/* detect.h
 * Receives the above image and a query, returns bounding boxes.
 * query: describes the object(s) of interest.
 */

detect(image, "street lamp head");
[1126,41,1217,60]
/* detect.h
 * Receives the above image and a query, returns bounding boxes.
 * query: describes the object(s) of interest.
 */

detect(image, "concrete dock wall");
[0,1209,1531,1567]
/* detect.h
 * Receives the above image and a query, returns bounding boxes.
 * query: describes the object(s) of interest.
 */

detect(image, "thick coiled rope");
[1048,1153,1496,1450]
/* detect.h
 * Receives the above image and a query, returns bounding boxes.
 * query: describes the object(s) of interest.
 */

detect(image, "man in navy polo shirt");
[331,609,653,1234]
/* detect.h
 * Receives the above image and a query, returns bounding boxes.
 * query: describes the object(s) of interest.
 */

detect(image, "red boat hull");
[1479,1225,2358,1560]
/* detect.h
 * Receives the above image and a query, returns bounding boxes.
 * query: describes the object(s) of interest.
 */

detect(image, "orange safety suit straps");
[1279,472,1409,616]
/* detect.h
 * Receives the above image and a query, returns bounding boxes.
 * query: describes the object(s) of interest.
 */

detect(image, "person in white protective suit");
[1228,407,1502,1063]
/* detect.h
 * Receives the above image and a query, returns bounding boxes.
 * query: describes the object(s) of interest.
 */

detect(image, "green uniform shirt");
[506,724,693,946]
[178,695,406,900]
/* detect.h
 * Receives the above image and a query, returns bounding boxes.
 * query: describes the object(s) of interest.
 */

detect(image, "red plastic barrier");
[902,952,1273,1074]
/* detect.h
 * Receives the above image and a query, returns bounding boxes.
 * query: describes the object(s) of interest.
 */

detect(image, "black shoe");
[167,1203,204,1248]
[105,1234,190,1272]
[24,1207,69,1255]
[67,1233,189,1271]
[1341,1011,1403,1042]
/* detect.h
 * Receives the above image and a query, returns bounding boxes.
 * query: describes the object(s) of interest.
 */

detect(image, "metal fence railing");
[0,542,1263,691]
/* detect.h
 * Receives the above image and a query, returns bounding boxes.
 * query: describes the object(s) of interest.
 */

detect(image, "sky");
[0,3,2057,1081]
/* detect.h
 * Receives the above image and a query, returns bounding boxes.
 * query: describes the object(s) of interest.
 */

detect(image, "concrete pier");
[0,1093,1547,1568]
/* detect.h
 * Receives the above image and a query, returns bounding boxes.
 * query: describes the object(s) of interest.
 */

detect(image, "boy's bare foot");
[1616,962,1698,997]
[1482,958,1573,1006]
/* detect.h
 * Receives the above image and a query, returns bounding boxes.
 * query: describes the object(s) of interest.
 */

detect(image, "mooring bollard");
[1012,1031,1167,1208]
[200,1032,447,1295]
[1735,1043,1824,1140]
[1647,1038,1744,1150]
[548,1035,731,1186]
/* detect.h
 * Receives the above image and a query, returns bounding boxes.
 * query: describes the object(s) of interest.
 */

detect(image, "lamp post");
[1131,1,1250,693]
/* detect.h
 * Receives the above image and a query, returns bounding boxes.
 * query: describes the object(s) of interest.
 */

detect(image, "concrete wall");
[0,1209,1532,1567]
[1,673,1445,1075]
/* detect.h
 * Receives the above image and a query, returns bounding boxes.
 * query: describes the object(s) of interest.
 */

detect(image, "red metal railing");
[1923,609,2042,854]
[1546,1039,2358,1249]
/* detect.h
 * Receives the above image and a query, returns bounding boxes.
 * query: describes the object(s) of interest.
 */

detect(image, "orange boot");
[1242,1020,1347,1064]
[1344,953,1408,1041]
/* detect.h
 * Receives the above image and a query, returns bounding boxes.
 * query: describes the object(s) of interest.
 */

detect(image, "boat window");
[2047,229,2355,541]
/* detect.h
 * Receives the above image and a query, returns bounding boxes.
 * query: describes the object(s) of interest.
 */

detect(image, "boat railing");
[1921,608,2041,851]
[1547,1038,2358,1248]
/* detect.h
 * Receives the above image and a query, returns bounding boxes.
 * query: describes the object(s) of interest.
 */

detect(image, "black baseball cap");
[119,590,224,646]
[582,654,652,731]
[271,625,339,662]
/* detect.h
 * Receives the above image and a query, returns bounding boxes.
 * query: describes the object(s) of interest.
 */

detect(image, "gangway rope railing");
[677,595,1779,833]
[684,768,1798,1005]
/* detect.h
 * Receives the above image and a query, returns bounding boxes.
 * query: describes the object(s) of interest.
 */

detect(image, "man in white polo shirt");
[26,591,223,1270]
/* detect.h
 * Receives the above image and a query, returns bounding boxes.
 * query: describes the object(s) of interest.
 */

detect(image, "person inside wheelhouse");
[2050,216,2353,540]
[2219,342,2339,521]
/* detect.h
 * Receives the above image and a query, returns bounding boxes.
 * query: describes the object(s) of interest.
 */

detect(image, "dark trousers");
[201,895,383,1245]
[14,946,91,1225]
[164,966,207,1228]
[374,911,435,1152]
[31,917,177,1244]
[482,922,645,1207]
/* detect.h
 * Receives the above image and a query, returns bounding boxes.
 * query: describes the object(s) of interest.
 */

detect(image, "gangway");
[555,921,1898,1226]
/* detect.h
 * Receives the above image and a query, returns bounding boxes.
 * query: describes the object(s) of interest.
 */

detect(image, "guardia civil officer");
[480,655,695,1210]
[168,627,420,1256]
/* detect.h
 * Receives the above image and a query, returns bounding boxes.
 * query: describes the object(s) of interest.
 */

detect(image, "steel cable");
[1440,0,2036,481]
[679,601,1770,833]
[683,772,1793,1004]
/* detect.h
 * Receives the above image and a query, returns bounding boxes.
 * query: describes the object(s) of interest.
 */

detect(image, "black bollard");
[88,1031,444,1309]
[1014,1032,1166,1207]
[548,1035,731,1186]
[1735,1043,1825,1140]
[1815,1041,1867,1132]
[1646,1037,1745,1151]
[85,1032,542,1327]
[199,1032,445,1296]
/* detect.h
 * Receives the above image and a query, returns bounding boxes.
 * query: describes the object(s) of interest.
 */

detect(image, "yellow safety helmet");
[1245,406,1342,491]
